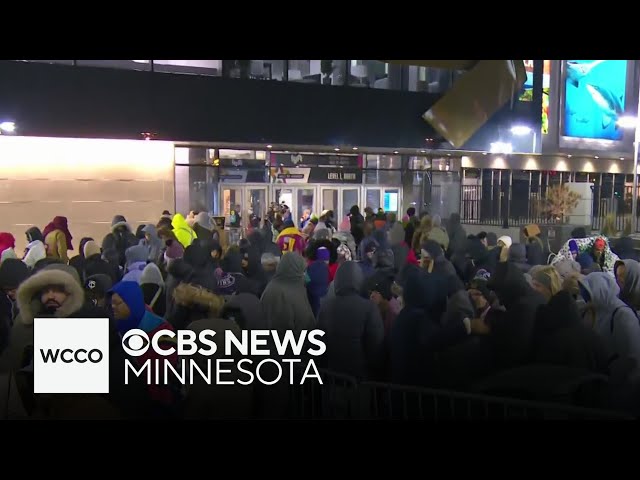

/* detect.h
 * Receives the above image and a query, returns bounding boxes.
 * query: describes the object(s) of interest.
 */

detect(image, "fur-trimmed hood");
[173,283,224,315]
[16,268,85,325]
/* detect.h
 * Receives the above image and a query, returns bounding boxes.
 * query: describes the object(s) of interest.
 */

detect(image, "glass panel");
[407,66,453,93]
[297,188,315,224]
[286,60,345,85]
[365,170,402,184]
[222,188,243,227]
[366,189,381,211]
[383,189,399,216]
[342,189,359,218]
[175,165,217,216]
[349,60,399,89]
[247,189,266,221]
[365,154,402,169]
[75,60,151,71]
[22,60,75,65]
[322,189,338,214]
[431,171,461,220]
[409,156,431,170]
[153,60,221,76]
[275,188,293,212]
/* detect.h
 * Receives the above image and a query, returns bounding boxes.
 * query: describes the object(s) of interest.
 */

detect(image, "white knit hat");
[497,235,513,249]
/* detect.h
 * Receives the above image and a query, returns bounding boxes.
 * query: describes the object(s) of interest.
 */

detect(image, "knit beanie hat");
[316,247,330,262]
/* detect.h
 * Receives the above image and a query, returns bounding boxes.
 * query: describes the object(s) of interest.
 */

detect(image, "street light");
[617,112,640,231]
[0,121,16,133]
[510,125,537,152]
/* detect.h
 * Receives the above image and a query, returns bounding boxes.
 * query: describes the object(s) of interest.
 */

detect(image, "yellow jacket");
[44,229,69,264]
[172,213,197,249]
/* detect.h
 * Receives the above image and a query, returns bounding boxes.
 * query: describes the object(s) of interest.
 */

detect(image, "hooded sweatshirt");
[508,243,531,274]
[140,263,165,317]
[122,245,149,284]
[140,224,164,264]
[446,213,467,255]
[615,260,640,313]
[23,227,47,270]
[171,213,197,249]
[317,261,385,379]
[579,272,640,381]
[260,253,316,336]
[109,281,177,406]
[102,216,138,269]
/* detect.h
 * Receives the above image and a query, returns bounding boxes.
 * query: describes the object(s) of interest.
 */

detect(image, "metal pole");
[633,135,639,232]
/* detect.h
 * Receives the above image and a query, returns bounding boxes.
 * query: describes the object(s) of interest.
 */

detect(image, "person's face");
[303,210,310,220]
[468,288,488,311]
[40,286,69,313]
[145,233,152,243]
[571,251,578,260]
[532,280,552,300]
[616,264,626,290]
[241,257,249,270]
[111,293,131,320]
[211,249,220,260]
[5,288,17,301]
[264,263,277,273]
[369,290,384,306]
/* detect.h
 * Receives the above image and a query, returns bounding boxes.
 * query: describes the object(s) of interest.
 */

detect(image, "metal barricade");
[287,369,633,420]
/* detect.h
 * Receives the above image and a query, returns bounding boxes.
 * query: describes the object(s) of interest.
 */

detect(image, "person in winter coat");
[425,214,450,252]
[615,260,640,313]
[411,216,432,253]
[101,215,138,269]
[140,263,166,317]
[317,261,385,379]
[306,247,330,318]
[260,252,316,336]
[533,290,610,374]
[121,245,149,284]
[334,218,357,261]
[109,281,179,415]
[276,218,306,255]
[364,271,401,337]
[530,266,563,302]
[486,261,547,370]
[174,283,253,419]
[23,227,47,269]
[578,272,640,382]
[139,224,163,264]
[349,205,365,248]
[171,213,197,249]
[43,216,73,264]
[420,239,458,282]
[81,241,118,284]
[84,274,113,309]
[192,212,214,242]
[68,237,94,276]
[0,233,16,263]
[508,243,531,274]
[446,213,467,256]
[391,266,468,387]
[0,259,29,357]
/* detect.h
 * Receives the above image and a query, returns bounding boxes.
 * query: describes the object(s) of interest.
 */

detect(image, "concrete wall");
[0,136,175,254]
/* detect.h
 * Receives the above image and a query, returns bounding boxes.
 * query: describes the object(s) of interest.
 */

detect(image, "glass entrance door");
[341,188,360,219]
[245,187,267,224]
[221,187,243,228]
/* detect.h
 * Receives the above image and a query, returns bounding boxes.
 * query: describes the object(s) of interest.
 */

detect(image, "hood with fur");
[17,268,85,325]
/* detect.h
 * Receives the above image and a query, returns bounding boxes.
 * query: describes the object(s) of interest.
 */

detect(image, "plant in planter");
[601,213,618,238]
[540,184,581,223]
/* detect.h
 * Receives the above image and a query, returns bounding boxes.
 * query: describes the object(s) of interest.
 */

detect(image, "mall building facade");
[0,59,637,250]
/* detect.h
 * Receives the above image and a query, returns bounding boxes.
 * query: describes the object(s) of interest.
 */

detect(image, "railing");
[460,185,560,227]
[288,369,632,420]
[591,185,640,233]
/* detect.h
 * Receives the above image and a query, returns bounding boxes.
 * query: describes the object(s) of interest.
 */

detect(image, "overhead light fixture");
[595,155,600,159]
[352,147,358,151]
[447,153,452,157]
[482,152,488,156]
[489,142,513,154]
[616,116,638,129]
[620,157,625,160]
[510,125,532,136]
[393,151,399,154]
[266,145,273,149]
[567,154,572,158]
[420,150,426,153]
[334,148,340,152]
[0,121,16,133]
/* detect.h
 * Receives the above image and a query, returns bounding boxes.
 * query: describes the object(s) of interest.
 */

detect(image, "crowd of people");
[2,203,640,419]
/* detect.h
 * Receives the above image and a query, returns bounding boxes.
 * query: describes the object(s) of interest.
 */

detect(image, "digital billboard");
[542,60,550,134]
[563,60,627,140]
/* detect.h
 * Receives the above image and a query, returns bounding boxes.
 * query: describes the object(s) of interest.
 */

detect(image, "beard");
[43,301,61,315]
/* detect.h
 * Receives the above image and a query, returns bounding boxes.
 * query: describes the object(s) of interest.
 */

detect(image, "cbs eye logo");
[122,329,150,357]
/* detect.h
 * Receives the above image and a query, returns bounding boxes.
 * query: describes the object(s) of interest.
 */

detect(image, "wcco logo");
[34,317,110,394]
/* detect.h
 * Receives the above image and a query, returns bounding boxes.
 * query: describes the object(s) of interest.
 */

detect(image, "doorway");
[274,186,317,227]
[220,185,268,228]
[320,186,361,221]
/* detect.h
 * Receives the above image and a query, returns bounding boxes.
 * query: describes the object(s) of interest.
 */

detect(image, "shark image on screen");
[563,60,627,141]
